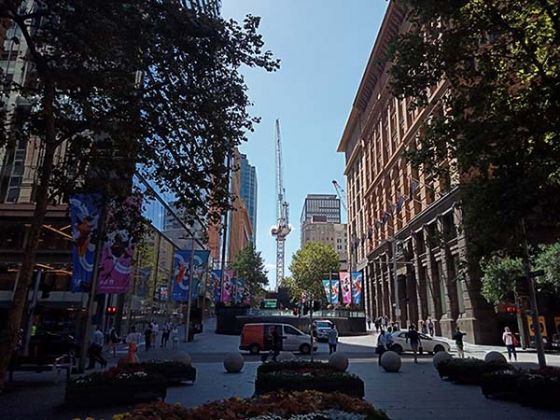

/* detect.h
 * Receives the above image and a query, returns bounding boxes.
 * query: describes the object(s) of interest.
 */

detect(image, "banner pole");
[184,237,195,342]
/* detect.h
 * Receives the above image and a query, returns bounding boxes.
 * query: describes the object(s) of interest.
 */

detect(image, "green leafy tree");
[0,0,278,390]
[289,242,340,300]
[534,241,560,292]
[232,243,269,306]
[389,1,560,260]
[480,255,524,305]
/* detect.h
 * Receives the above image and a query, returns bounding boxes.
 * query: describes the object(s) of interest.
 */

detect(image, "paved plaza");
[2,319,560,420]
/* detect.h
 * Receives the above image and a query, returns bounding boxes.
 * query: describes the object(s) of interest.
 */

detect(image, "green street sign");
[264,299,277,309]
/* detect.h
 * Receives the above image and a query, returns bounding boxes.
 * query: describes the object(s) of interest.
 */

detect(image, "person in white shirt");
[502,326,517,361]
[87,326,107,369]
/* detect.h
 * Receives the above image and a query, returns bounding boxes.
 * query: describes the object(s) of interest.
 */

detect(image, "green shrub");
[437,358,512,385]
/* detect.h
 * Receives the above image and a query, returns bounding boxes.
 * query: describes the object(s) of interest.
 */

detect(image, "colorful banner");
[331,280,340,305]
[172,249,210,302]
[352,272,363,305]
[221,269,235,304]
[340,272,352,304]
[211,270,222,303]
[70,193,102,292]
[234,278,249,305]
[322,279,340,305]
[135,267,151,298]
[322,280,331,302]
[97,196,141,294]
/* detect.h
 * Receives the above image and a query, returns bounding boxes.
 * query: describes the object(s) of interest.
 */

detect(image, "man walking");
[453,326,466,358]
[87,326,107,369]
[327,324,338,354]
[406,325,421,363]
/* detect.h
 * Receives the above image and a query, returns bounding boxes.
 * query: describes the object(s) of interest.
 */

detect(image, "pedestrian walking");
[453,326,466,358]
[376,330,387,364]
[427,318,435,336]
[502,326,518,361]
[375,317,381,333]
[171,326,179,350]
[367,316,372,331]
[271,326,283,361]
[109,326,120,357]
[87,326,107,369]
[327,324,338,354]
[385,329,394,351]
[126,326,141,364]
[406,325,421,363]
[151,320,159,345]
[161,322,171,348]
[145,324,153,351]
[420,320,428,334]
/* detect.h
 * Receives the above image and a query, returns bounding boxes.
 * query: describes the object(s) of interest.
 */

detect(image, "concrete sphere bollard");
[328,352,349,372]
[172,351,192,366]
[484,351,507,365]
[277,352,296,362]
[380,351,401,373]
[433,351,452,370]
[223,352,244,373]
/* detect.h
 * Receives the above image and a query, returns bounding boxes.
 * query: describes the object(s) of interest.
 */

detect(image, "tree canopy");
[0,0,278,390]
[288,242,340,299]
[232,243,269,306]
[390,0,560,260]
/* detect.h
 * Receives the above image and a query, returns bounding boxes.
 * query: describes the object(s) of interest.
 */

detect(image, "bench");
[9,353,74,383]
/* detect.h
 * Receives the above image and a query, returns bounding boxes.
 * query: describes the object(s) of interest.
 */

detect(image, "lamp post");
[184,236,196,343]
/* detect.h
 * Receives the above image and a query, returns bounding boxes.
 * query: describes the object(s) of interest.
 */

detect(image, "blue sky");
[221,0,388,289]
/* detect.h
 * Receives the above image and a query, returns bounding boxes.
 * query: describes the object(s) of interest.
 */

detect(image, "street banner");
[322,280,331,302]
[97,196,141,294]
[211,270,222,303]
[330,280,340,305]
[234,278,248,305]
[221,269,235,304]
[135,267,151,298]
[171,249,210,302]
[527,315,548,337]
[352,272,363,305]
[340,271,352,304]
[70,193,102,292]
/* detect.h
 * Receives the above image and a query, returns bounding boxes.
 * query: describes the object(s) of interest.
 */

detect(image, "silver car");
[389,330,450,354]
[313,320,334,342]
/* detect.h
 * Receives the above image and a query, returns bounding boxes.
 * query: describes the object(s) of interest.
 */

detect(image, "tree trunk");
[0,80,57,392]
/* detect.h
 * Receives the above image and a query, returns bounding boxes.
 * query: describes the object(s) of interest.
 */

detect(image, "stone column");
[375,260,384,319]
[382,254,392,319]
[412,232,429,320]
[423,224,444,335]
[455,207,498,344]
[437,215,459,338]
[404,239,418,327]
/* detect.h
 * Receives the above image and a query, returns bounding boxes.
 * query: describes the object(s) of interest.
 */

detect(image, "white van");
[240,323,317,354]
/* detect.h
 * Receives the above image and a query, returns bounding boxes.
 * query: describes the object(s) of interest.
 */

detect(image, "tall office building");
[239,153,257,244]
[300,194,341,226]
[301,221,348,271]
[183,0,221,16]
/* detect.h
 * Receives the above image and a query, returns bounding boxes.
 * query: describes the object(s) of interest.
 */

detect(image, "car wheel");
[433,345,445,353]
[392,344,403,354]
[300,344,311,355]
[249,344,261,355]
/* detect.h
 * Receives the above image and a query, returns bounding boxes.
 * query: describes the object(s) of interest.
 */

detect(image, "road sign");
[529,269,545,277]
[264,299,277,309]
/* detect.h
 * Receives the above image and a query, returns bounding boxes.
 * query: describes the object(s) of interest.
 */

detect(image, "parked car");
[389,330,450,354]
[312,320,334,342]
[240,323,317,355]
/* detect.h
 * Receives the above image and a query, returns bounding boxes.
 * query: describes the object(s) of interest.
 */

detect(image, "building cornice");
[337,2,406,154]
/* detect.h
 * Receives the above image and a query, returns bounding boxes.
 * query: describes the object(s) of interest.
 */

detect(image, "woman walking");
[502,327,518,361]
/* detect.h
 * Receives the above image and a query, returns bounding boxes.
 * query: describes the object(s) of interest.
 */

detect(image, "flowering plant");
[69,366,162,388]
[115,391,388,420]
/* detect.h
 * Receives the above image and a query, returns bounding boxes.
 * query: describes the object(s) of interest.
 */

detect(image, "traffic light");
[106,306,117,315]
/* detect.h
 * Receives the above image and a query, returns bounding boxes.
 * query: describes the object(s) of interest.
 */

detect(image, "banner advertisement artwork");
[97,196,141,294]
[352,272,363,305]
[339,272,352,304]
[135,267,151,298]
[330,280,340,305]
[211,270,222,303]
[322,280,331,302]
[70,193,102,292]
[172,249,210,302]
[221,269,235,304]
[322,279,340,305]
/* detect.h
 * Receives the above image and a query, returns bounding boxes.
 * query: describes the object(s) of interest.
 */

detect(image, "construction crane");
[271,119,291,290]
[332,180,348,212]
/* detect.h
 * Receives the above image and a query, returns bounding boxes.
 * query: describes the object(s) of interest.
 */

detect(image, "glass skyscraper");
[239,153,257,244]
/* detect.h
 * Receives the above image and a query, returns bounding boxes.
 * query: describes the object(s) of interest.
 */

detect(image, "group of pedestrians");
[376,324,422,364]
[144,320,178,351]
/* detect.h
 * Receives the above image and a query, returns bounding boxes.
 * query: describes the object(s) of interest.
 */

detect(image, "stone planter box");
[138,362,197,385]
[255,361,364,398]
[65,381,167,408]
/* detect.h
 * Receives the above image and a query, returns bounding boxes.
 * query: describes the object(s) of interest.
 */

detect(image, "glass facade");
[239,153,257,244]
